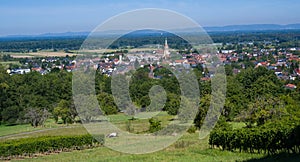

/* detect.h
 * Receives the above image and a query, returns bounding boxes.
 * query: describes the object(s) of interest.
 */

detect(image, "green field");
[11,133,264,162]
[1,113,299,162]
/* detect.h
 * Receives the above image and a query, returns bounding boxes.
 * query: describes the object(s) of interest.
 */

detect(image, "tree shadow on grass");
[244,153,300,162]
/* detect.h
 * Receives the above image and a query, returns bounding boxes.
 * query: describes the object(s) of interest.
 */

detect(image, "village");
[4,37,300,91]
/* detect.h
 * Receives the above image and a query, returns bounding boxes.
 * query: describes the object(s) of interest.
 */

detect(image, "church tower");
[163,38,170,59]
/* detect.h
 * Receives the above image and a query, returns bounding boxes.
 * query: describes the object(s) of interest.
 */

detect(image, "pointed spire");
[163,37,170,59]
[164,38,168,48]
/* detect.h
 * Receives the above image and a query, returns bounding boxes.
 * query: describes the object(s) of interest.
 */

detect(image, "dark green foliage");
[1,106,20,124]
[194,94,211,128]
[235,66,283,102]
[0,38,84,52]
[213,116,232,131]
[223,76,246,121]
[164,93,180,115]
[187,125,197,134]
[210,30,300,45]
[149,118,162,133]
[0,67,72,125]
[209,121,300,154]
[109,31,191,50]
[97,92,118,115]
[0,134,104,158]
[224,65,233,76]
[53,99,77,124]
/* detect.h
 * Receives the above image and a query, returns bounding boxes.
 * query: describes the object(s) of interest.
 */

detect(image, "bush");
[187,125,197,133]
[149,118,162,133]
[0,134,104,158]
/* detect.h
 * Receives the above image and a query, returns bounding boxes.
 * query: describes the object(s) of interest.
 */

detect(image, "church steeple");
[163,38,170,59]
[164,38,168,48]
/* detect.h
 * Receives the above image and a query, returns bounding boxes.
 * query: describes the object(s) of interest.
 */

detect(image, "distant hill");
[2,24,300,39]
[1,32,89,40]
[203,24,300,32]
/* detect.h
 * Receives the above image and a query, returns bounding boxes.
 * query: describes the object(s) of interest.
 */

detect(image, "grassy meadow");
[0,112,299,161]
[11,133,265,162]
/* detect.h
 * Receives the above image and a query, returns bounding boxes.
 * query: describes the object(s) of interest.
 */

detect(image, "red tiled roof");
[200,77,210,81]
[175,60,185,63]
[285,84,297,89]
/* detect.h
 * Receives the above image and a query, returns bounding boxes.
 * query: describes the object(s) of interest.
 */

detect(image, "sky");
[0,0,300,36]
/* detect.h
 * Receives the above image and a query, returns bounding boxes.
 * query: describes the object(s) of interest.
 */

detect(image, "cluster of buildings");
[218,47,300,74]
[6,38,300,90]
[92,38,214,77]
[7,57,76,75]
[218,46,300,90]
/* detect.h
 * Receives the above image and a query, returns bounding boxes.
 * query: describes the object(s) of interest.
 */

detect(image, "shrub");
[149,118,162,133]
[187,125,197,133]
[0,134,104,158]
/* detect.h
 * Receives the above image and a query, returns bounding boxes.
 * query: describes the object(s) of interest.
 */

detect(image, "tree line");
[0,61,300,129]
[1,30,299,52]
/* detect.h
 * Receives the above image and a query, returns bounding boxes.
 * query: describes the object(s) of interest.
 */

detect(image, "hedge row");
[209,124,300,154]
[0,134,104,158]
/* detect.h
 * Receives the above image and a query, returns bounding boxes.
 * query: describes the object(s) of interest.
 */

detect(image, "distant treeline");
[0,30,300,52]
[0,37,85,52]
[209,30,300,45]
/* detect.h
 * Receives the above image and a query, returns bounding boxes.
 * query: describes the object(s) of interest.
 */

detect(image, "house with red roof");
[285,84,297,90]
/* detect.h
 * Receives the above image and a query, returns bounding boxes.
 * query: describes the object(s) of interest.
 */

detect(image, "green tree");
[149,117,161,133]
[97,92,118,115]
[223,76,247,121]
[0,64,10,122]
[241,96,286,127]
[224,65,233,76]
[164,93,180,115]
[53,99,76,124]
[73,94,101,123]
[194,94,211,128]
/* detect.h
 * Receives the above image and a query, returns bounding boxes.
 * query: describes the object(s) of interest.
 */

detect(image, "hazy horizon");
[1,0,300,36]
[1,23,300,38]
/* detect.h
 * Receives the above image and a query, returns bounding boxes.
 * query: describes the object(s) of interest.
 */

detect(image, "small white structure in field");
[171,132,178,136]
[107,132,118,138]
